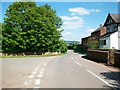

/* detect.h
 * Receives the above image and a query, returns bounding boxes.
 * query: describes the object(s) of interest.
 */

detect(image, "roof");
[104,14,120,26]
[82,36,91,39]
[91,27,102,33]
[110,14,120,23]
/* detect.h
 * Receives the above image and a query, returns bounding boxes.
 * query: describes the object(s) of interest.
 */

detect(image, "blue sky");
[1,2,119,42]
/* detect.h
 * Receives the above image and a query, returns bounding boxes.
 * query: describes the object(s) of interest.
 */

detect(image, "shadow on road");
[100,71,120,89]
[81,55,120,89]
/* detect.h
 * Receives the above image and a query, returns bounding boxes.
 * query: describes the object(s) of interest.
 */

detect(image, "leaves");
[2,2,67,53]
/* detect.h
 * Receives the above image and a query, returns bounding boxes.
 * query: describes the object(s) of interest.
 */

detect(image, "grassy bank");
[1,53,66,58]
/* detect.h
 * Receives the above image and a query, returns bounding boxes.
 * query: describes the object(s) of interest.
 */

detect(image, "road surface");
[2,50,120,89]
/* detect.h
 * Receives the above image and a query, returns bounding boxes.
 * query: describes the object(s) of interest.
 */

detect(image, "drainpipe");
[118,26,120,50]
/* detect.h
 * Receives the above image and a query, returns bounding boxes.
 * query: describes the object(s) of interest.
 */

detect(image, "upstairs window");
[100,40,106,45]
[114,26,118,31]
[103,40,106,45]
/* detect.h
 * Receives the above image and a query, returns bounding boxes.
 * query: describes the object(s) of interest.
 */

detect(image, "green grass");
[0,53,66,58]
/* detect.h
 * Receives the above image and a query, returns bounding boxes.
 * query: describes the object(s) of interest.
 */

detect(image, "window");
[100,40,106,45]
[103,40,106,45]
[107,27,109,33]
[114,26,118,31]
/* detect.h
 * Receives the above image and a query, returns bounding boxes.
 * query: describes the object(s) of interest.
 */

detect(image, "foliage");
[74,45,87,54]
[0,23,2,52]
[87,37,99,49]
[2,2,67,53]
[68,41,79,50]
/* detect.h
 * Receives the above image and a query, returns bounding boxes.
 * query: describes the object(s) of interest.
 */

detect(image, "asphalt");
[2,50,120,89]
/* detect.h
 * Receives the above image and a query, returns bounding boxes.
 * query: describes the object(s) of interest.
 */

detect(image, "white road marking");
[71,57,74,60]
[24,81,28,85]
[41,68,44,71]
[74,61,81,66]
[34,87,39,88]
[40,71,43,74]
[29,74,34,78]
[24,80,32,85]
[34,69,38,71]
[32,71,36,74]
[38,74,43,78]
[35,79,41,85]
[87,70,113,87]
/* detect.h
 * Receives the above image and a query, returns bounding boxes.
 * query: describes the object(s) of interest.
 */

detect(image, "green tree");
[2,2,67,54]
[87,37,99,49]
[0,23,2,52]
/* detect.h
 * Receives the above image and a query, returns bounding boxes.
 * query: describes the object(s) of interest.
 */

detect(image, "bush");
[74,45,87,54]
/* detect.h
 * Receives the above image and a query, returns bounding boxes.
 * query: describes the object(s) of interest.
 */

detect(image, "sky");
[1,1,119,42]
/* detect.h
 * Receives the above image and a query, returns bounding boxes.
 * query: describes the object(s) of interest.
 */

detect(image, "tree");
[0,23,2,52]
[87,37,99,49]
[2,2,67,54]
[2,2,36,53]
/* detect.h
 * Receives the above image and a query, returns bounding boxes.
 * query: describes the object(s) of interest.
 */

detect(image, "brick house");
[81,24,106,47]
[81,36,91,46]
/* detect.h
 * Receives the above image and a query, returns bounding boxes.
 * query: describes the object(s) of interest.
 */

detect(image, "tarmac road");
[2,50,120,89]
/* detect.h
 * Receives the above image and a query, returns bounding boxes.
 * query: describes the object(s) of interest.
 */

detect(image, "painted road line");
[35,79,41,85]
[74,60,81,66]
[32,71,36,75]
[29,74,34,78]
[24,81,28,85]
[33,87,40,90]
[38,73,43,78]
[24,79,32,85]
[34,69,38,71]
[87,70,113,87]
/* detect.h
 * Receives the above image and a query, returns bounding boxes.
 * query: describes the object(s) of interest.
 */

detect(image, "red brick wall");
[114,52,120,67]
[86,49,108,63]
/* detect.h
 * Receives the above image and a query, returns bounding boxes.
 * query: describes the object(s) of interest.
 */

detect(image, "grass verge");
[0,53,66,58]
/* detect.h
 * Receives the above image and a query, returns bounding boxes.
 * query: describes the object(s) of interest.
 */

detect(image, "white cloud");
[60,16,81,21]
[87,28,95,35]
[60,16,84,30]
[62,32,72,36]
[91,9,101,12]
[61,32,74,40]
[68,7,101,16]
[80,28,95,40]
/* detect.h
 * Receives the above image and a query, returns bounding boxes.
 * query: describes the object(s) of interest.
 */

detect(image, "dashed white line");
[87,70,113,87]
[29,74,34,78]
[34,69,38,71]
[35,79,41,85]
[24,81,28,85]
[38,74,43,78]
[24,79,32,85]
[74,61,81,66]
[32,71,36,75]
[34,87,39,88]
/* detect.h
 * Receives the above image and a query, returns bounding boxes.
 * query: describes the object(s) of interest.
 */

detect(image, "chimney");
[100,27,106,36]
[100,24,102,27]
